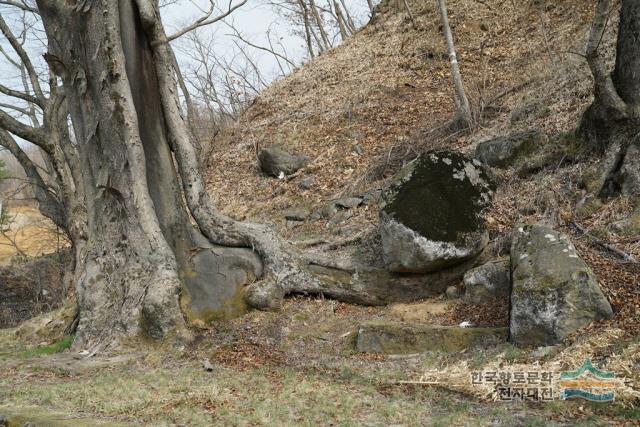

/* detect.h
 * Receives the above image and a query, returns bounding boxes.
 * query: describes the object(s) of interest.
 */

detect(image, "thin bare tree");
[436,0,472,127]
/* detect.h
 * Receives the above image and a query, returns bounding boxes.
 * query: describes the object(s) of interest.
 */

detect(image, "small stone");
[203,359,214,371]
[0,415,7,427]
[312,203,338,220]
[446,285,460,299]
[475,130,545,168]
[352,143,364,155]
[327,210,353,226]
[335,197,363,209]
[284,208,310,221]
[362,188,383,206]
[258,145,309,177]
[298,176,315,190]
[463,258,510,304]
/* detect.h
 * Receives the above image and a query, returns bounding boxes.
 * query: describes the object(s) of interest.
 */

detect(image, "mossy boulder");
[475,130,545,168]
[355,321,508,354]
[463,258,510,304]
[380,151,495,273]
[181,245,263,323]
[510,224,613,347]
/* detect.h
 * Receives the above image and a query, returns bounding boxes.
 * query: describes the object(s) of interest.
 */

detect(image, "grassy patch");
[21,335,73,358]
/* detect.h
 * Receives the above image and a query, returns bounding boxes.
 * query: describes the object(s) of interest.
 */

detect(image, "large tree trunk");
[34,0,414,350]
[580,0,640,149]
[580,0,640,198]
[36,0,266,349]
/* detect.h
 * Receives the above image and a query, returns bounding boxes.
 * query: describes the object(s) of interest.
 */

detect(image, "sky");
[162,0,373,84]
[0,0,377,127]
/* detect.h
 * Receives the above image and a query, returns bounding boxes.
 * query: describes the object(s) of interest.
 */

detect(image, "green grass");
[21,335,73,358]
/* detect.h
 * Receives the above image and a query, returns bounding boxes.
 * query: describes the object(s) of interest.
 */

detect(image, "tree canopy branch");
[0,0,38,13]
[0,14,45,104]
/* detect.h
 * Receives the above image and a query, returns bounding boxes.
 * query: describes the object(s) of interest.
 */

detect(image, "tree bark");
[298,0,316,58]
[309,0,331,50]
[580,0,640,148]
[580,0,640,198]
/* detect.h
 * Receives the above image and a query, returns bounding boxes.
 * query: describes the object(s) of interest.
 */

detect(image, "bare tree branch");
[166,0,248,43]
[0,13,45,104]
[0,0,37,13]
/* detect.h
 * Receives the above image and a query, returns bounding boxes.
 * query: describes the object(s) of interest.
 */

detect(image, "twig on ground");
[571,220,638,264]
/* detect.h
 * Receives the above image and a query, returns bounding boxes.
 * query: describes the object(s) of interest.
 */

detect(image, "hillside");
[1,0,639,424]
[206,0,639,337]
[206,0,595,226]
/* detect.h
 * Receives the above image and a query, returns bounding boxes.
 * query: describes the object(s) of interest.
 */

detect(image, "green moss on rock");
[383,152,494,243]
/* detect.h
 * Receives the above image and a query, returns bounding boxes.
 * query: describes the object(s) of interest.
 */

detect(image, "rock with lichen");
[380,151,495,273]
[510,224,613,347]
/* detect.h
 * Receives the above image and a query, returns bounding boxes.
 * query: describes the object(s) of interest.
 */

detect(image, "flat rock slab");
[355,321,508,354]
[380,151,495,273]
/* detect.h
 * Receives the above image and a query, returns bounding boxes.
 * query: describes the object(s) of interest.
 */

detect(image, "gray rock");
[380,151,495,273]
[0,415,7,427]
[475,130,545,168]
[362,188,383,206]
[284,208,310,221]
[334,197,362,209]
[183,244,263,322]
[446,285,460,299]
[352,143,364,155]
[258,145,309,177]
[297,176,315,190]
[463,258,510,304]
[510,224,613,347]
[355,321,508,354]
[311,203,338,221]
[327,210,353,226]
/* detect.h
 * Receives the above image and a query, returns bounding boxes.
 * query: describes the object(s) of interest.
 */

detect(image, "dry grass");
[0,206,68,265]
[205,0,594,228]
[2,0,640,424]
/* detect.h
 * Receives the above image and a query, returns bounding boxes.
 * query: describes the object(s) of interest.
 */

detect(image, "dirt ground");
[0,299,638,426]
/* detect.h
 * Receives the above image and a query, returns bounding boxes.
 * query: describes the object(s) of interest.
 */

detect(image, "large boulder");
[258,145,308,177]
[475,130,544,168]
[380,151,495,273]
[355,321,508,354]
[510,224,613,347]
[181,244,263,322]
[463,258,510,304]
